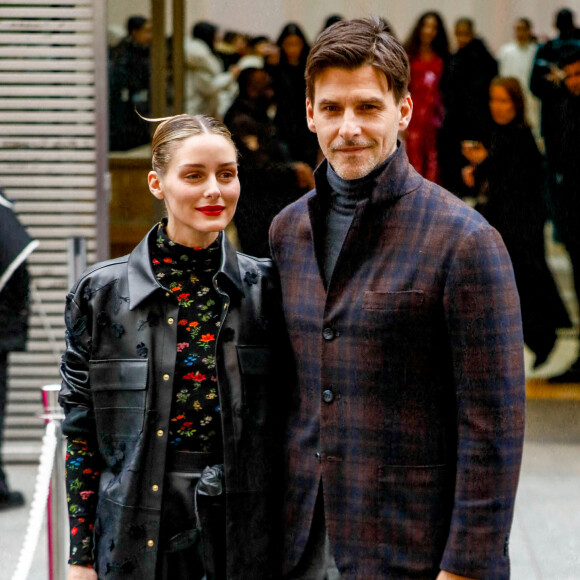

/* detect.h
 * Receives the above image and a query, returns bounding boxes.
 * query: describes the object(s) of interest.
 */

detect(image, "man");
[530,8,580,155]
[439,18,497,194]
[545,45,580,383]
[108,15,152,151]
[224,67,314,256]
[497,18,541,138]
[0,188,37,509]
[269,17,525,580]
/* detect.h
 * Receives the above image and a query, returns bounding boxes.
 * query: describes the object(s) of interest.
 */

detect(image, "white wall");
[107,0,580,52]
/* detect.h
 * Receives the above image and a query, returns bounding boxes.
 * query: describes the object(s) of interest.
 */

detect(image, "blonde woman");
[60,114,289,580]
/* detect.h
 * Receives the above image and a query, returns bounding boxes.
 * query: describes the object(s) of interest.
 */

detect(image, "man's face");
[306,65,412,180]
[514,21,531,44]
[132,21,152,46]
[455,23,473,50]
[563,60,580,96]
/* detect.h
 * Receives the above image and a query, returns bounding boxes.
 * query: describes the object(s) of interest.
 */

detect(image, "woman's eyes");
[183,171,236,180]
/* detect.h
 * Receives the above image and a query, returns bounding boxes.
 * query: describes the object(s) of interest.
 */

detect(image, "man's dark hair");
[455,17,474,34]
[127,16,147,35]
[305,15,410,103]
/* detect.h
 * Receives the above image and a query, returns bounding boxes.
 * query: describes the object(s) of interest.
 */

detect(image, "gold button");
[168,317,174,325]
[152,484,159,492]
[147,540,154,547]
[156,430,164,437]
[163,374,170,381]
[165,292,170,297]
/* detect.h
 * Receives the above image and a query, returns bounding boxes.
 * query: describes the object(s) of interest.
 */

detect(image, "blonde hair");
[147,114,237,175]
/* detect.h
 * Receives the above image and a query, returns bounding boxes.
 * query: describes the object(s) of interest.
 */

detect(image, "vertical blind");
[0,0,106,461]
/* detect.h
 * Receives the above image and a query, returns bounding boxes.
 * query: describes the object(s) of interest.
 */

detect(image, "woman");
[462,77,571,368]
[59,114,290,579]
[403,12,449,183]
[270,23,319,168]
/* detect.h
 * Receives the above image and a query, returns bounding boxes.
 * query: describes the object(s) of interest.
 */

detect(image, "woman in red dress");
[403,12,449,183]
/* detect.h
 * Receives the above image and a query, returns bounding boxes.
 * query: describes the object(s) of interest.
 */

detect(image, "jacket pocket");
[90,359,147,438]
[363,290,424,311]
[236,345,275,427]
[376,464,454,574]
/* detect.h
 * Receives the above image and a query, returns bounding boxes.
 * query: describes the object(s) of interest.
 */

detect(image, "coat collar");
[127,224,244,310]
[312,141,422,206]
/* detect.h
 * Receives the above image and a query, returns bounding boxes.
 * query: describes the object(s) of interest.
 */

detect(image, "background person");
[0,188,37,510]
[403,11,449,183]
[60,114,289,579]
[497,18,541,140]
[270,16,525,580]
[439,17,498,193]
[461,77,571,369]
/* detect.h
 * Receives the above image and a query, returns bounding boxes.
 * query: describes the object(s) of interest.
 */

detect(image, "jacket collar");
[127,224,244,311]
[312,140,422,206]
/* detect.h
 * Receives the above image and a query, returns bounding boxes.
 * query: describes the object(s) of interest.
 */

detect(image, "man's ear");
[398,94,413,132]
[148,171,164,200]
[306,99,317,133]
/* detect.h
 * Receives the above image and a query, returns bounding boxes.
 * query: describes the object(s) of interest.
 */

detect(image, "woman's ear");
[148,171,164,200]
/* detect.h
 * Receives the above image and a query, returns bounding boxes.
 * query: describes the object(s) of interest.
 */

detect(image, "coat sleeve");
[59,288,97,443]
[440,224,525,579]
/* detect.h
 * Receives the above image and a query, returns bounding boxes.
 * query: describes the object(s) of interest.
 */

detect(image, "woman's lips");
[196,205,225,216]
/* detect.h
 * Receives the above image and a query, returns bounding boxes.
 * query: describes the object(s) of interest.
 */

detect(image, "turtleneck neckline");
[326,153,394,203]
[152,221,222,271]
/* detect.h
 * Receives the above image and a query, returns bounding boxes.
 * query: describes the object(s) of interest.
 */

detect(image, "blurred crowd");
[107,8,580,381]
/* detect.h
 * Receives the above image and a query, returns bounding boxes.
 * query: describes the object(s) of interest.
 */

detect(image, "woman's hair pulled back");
[150,114,237,175]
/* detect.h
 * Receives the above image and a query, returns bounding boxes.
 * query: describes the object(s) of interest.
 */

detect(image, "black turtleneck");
[322,154,393,283]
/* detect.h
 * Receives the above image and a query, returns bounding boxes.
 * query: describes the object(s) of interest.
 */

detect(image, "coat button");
[322,327,335,341]
[322,389,334,403]
[147,539,154,547]
[152,484,159,492]
[315,452,322,462]
[156,429,164,437]
[167,317,174,325]
[163,373,170,381]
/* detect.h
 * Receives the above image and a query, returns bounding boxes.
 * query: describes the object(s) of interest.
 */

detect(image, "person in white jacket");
[497,18,541,140]
[185,22,239,119]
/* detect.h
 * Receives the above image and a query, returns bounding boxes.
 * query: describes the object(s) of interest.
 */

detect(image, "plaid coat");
[269,145,525,579]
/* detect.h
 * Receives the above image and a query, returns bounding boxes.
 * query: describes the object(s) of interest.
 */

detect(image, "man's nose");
[338,109,361,139]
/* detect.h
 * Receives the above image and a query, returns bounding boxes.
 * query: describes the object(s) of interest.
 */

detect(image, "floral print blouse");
[65,222,223,566]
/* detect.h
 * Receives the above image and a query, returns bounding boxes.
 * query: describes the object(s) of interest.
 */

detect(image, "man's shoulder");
[410,178,492,235]
[271,189,313,227]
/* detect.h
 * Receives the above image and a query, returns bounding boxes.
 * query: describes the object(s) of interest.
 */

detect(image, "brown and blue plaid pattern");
[270,145,525,580]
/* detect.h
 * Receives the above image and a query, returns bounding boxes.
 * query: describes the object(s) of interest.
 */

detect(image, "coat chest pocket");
[90,359,147,438]
[363,290,425,311]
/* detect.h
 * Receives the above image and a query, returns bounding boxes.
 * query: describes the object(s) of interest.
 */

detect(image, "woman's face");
[148,134,240,248]
[420,16,439,48]
[489,85,517,125]
[281,34,304,64]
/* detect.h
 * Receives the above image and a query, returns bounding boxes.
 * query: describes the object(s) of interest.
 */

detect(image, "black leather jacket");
[59,226,290,579]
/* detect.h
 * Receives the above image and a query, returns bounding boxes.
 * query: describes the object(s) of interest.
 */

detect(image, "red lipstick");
[196,205,225,216]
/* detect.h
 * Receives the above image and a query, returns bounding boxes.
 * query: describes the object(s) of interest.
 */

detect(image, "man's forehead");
[313,66,391,95]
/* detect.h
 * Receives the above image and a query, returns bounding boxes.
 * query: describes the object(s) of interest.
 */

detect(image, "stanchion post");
[67,237,87,290]
[42,384,68,580]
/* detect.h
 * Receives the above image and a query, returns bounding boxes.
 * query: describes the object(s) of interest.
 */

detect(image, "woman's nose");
[204,175,221,198]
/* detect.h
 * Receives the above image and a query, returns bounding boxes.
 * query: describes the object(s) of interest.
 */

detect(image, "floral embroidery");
[244,270,259,285]
[149,222,224,454]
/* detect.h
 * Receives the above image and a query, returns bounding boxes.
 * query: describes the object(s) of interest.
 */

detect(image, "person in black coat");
[224,67,313,257]
[440,18,497,193]
[461,77,571,368]
[0,188,37,509]
[270,23,319,168]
